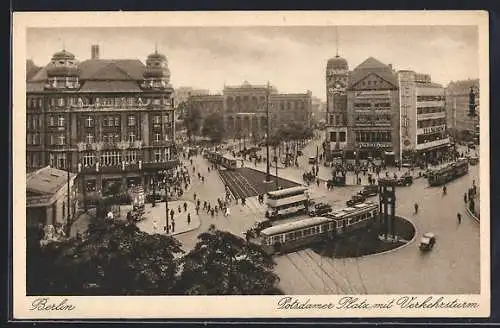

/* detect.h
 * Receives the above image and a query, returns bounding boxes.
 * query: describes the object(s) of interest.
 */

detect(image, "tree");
[201,112,225,143]
[27,219,184,295]
[175,225,283,295]
[182,102,202,143]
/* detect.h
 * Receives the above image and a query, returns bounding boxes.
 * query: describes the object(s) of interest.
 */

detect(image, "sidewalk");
[134,200,201,236]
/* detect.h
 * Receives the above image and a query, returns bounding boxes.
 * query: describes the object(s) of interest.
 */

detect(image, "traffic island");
[310,216,416,259]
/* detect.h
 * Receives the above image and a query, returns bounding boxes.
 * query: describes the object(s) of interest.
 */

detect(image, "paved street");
[273,164,480,294]
[136,201,201,236]
[172,143,480,294]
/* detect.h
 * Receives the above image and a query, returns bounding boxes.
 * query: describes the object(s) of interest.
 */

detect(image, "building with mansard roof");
[26,45,178,197]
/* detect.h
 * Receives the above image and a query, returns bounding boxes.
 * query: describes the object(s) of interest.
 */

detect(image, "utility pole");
[265,81,271,182]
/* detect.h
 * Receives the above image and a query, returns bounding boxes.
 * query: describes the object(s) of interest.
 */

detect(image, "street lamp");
[164,175,170,234]
[265,81,271,182]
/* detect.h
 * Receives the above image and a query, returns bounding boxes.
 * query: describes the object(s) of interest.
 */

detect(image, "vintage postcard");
[12,11,490,319]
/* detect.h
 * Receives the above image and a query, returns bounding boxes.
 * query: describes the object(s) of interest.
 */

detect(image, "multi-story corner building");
[398,71,449,163]
[346,57,400,162]
[188,81,312,140]
[445,79,480,139]
[26,45,178,195]
[324,54,349,161]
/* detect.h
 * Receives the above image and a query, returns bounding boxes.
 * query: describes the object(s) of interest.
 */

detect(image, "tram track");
[298,249,352,294]
[280,253,320,293]
[287,251,342,294]
[302,249,363,294]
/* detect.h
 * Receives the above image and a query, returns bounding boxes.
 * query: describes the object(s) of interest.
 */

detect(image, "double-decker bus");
[265,186,310,220]
[427,158,469,186]
[258,201,379,254]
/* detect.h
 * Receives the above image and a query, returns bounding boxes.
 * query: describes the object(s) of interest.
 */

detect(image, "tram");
[265,186,310,219]
[205,151,238,170]
[427,158,469,186]
[259,201,379,254]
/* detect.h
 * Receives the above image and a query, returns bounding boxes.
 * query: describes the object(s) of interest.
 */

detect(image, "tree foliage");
[175,225,282,295]
[182,102,202,143]
[201,112,226,142]
[27,219,184,295]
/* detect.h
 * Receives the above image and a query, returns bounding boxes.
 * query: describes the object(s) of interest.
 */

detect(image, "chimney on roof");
[91,44,100,60]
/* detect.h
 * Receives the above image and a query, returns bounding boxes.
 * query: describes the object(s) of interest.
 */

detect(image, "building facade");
[188,81,312,140]
[398,71,449,163]
[445,79,480,139]
[346,57,400,161]
[324,55,349,161]
[26,45,178,195]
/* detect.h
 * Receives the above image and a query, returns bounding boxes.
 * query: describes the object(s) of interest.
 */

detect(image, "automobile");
[346,194,366,207]
[327,175,346,187]
[419,232,436,251]
[468,156,479,165]
[307,201,333,216]
[396,175,413,186]
[358,184,379,197]
[308,156,317,164]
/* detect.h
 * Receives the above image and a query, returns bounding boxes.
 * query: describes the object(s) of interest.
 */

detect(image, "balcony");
[416,100,445,108]
[417,112,445,120]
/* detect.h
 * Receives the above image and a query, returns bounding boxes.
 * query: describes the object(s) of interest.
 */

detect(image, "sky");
[26,26,479,101]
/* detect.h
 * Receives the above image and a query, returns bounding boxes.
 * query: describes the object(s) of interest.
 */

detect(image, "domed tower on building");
[324,29,350,162]
[45,49,80,89]
[142,48,171,90]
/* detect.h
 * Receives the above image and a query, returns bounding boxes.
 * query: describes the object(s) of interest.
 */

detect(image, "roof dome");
[327,55,348,70]
[51,49,76,61]
[144,50,170,81]
[46,49,79,77]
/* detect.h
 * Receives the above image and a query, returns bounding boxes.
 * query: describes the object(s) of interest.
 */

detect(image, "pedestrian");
[201,176,205,183]
[171,220,175,233]
[414,203,419,214]
[443,185,447,195]
[242,197,246,206]
[316,179,320,187]
[203,201,207,209]
[211,209,215,217]
[183,202,188,212]
[457,212,462,224]
[225,207,231,217]
[187,213,191,225]
[178,205,182,213]
[464,192,468,203]
[196,206,199,215]
[194,193,197,201]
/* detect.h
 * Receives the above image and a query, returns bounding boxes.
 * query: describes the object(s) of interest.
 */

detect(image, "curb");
[350,216,418,260]
[465,202,480,223]
[169,218,202,237]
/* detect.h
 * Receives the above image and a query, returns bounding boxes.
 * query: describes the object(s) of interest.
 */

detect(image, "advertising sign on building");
[422,125,446,134]
[357,142,392,148]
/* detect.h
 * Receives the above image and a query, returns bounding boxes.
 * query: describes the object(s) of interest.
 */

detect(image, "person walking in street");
[316,178,320,187]
[178,205,182,213]
[171,219,175,233]
[457,212,462,224]
[195,205,199,215]
[443,185,447,196]
[464,192,468,203]
[170,209,174,221]
[183,202,188,212]
[414,203,419,214]
[187,213,191,225]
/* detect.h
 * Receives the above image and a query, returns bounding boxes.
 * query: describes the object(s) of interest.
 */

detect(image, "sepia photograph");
[12,11,490,319]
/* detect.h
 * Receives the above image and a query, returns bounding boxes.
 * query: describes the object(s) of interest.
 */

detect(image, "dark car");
[308,202,333,216]
[396,175,413,186]
[346,194,366,207]
[359,185,379,197]
[308,157,317,164]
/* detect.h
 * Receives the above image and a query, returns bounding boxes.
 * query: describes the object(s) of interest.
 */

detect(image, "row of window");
[37,131,170,146]
[41,96,172,108]
[355,131,392,142]
[27,115,44,130]
[417,118,446,129]
[81,149,172,167]
[27,98,44,109]
[354,102,391,108]
[417,106,445,115]
[329,131,346,142]
[328,114,346,126]
[355,115,392,124]
[417,132,447,145]
[416,95,445,102]
[45,115,170,128]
